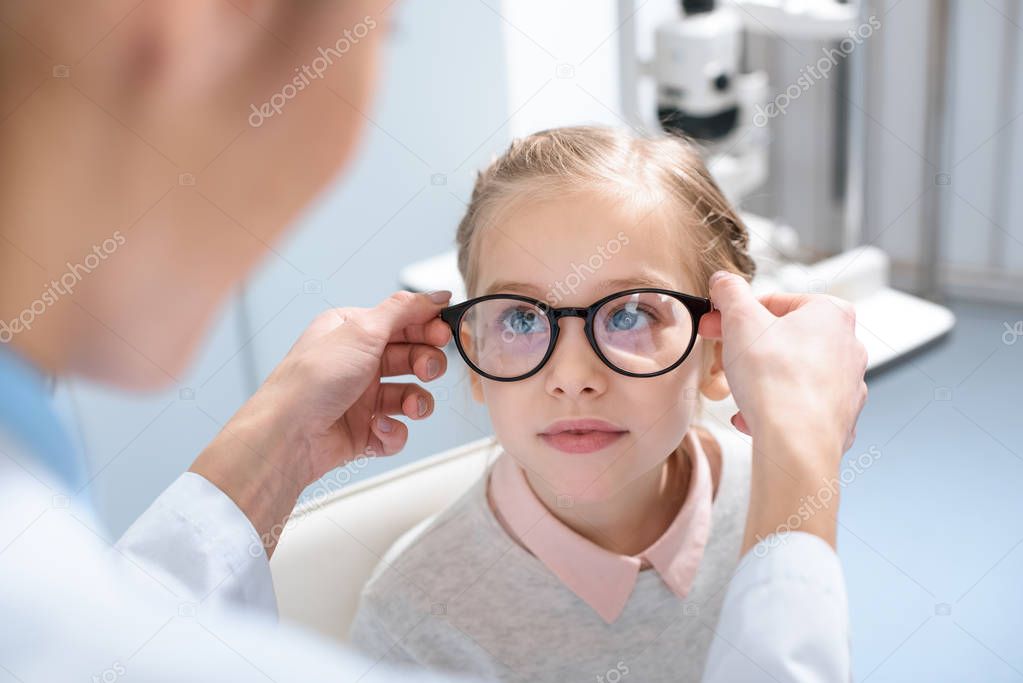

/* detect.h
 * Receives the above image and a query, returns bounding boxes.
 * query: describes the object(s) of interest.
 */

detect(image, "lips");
[539,419,628,454]
[541,418,625,435]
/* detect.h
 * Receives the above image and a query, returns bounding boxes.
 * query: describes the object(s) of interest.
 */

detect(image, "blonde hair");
[455,125,756,299]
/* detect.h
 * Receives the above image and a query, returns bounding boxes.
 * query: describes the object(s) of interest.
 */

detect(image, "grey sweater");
[350,424,751,683]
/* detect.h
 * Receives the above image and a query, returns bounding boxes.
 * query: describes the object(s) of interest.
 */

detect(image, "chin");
[80,341,199,392]
[71,310,209,393]
[540,463,631,503]
[71,273,236,392]
[580,476,639,503]
[564,484,620,505]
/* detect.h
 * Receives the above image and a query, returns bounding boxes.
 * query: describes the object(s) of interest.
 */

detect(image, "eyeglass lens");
[457,291,694,378]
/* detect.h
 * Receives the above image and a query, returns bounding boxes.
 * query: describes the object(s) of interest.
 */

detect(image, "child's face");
[469,191,728,503]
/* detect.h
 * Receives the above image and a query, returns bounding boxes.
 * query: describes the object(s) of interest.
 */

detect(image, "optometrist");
[0,2,865,681]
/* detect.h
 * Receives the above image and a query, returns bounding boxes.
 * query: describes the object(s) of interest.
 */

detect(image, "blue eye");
[606,304,652,332]
[501,307,544,335]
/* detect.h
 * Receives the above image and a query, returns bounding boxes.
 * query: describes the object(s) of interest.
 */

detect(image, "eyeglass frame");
[438,287,714,382]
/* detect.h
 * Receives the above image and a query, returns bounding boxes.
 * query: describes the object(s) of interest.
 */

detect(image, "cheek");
[575,375,699,496]
[480,383,528,435]
[617,367,701,431]
[482,384,560,480]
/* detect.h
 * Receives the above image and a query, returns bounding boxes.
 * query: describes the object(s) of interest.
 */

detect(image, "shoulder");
[692,419,752,551]
[357,466,513,619]
[692,420,751,498]
[687,420,752,592]
[695,421,752,480]
[692,424,723,494]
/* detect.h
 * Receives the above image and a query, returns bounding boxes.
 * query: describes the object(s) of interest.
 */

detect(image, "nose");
[543,318,609,399]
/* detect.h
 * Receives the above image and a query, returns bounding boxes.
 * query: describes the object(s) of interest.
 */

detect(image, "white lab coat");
[0,431,850,682]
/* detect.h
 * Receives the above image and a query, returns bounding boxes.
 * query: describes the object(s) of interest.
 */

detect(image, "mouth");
[538,419,628,455]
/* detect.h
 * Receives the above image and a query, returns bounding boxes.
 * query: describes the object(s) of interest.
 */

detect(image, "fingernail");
[417,396,429,417]
[710,271,728,287]
[376,417,392,433]
[426,358,440,379]
[426,290,452,304]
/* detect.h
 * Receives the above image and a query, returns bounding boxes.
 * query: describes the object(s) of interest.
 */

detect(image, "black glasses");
[439,288,712,382]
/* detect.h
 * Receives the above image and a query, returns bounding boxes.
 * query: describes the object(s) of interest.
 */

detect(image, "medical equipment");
[618,0,955,375]
[653,0,744,142]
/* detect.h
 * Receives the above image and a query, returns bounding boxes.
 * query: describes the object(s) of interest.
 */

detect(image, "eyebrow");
[482,275,676,297]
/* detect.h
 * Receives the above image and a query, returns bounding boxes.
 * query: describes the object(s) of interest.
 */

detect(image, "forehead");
[475,191,697,302]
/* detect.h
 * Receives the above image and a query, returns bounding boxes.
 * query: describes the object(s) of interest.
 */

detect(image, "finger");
[366,290,453,341]
[698,310,722,339]
[753,291,816,318]
[376,382,435,419]
[368,414,410,457]
[291,307,366,352]
[391,317,453,347]
[708,271,769,336]
[380,343,448,381]
[701,291,813,339]
[730,411,750,435]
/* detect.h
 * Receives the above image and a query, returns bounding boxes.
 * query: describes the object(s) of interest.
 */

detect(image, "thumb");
[365,289,452,340]
[708,271,768,336]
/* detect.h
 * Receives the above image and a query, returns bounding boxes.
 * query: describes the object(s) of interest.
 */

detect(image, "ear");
[699,339,731,402]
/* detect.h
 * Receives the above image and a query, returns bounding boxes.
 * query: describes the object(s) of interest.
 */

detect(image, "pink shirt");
[487,429,714,624]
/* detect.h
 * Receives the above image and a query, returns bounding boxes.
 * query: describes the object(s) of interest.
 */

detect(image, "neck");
[526,446,691,556]
[0,216,76,379]
[0,213,75,378]
[0,80,139,379]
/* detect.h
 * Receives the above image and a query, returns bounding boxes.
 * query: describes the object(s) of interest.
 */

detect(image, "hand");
[262,289,454,480]
[699,271,867,455]
[190,290,453,556]
[698,271,868,552]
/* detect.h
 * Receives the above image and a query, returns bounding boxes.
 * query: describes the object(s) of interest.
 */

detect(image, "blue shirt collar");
[0,345,85,492]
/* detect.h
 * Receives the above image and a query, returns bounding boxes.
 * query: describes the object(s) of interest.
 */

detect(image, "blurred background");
[54,0,1021,680]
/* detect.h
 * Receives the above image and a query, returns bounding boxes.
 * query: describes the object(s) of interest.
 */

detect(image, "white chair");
[270,436,499,642]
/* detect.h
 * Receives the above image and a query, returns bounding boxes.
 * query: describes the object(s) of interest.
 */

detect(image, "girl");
[350,126,757,682]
